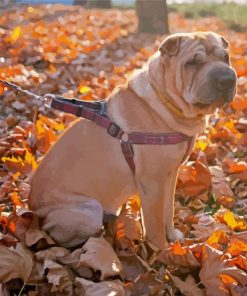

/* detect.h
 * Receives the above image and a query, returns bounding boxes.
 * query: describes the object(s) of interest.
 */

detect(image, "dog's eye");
[185,57,198,66]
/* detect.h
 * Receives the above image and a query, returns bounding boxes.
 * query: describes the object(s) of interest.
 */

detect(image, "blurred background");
[0,0,247,33]
[0,0,246,119]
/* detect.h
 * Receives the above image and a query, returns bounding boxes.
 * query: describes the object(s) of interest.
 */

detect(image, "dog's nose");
[216,74,236,90]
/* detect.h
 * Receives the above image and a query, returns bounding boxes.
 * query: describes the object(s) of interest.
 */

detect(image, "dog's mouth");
[193,102,210,109]
[193,95,230,109]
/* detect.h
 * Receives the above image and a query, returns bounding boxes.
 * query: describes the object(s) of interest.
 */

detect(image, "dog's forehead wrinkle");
[196,34,223,55]
[180,39,201,55]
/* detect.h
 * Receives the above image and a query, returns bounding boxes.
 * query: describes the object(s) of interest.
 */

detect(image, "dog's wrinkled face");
[159,32,237,111]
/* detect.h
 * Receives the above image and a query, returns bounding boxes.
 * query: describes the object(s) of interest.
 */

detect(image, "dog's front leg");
[163,170,185,243]
[136,169,183,250]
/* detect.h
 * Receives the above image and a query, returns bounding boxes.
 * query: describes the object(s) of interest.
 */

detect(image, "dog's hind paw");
[167,227,185,242]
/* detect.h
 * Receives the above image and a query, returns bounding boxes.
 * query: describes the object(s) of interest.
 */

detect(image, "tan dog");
[28,32,237,250]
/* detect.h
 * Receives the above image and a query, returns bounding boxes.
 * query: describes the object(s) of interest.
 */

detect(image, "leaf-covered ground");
[0,4,247,296]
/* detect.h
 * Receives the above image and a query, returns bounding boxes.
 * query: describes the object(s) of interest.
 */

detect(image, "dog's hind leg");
[35,198,103,248]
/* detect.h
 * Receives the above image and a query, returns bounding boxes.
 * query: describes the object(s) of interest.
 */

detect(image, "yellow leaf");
[35,118,46,135]
[223,211,240,230]
[27,6,35,13]
[1,155,24,164]
[195,139,208,151]
[12,171,21,180]
[207,230,227,245]
[79,86,91,94]
[10,27,21,42]
[24,150,38,170]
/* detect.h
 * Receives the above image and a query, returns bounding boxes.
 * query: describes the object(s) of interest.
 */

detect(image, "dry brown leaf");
[44,259,74,296]
[0,233,18,247]
[68,237,122,280]
[170,274,205,296]
[199,245,247,296]
[127,272,164,295]
[74,277,124,296]
[0,242,33,283]
[210,166,234,201]
[114,195,143,251]
[35,246,70,262]
[191,213,229,241]
[59,247,93,278]
[177,160,211,197]
[119,255,146,281]
[28,260,44,284]
[158,241,200,268]
[25,215,55,247]
[12,207,33,242]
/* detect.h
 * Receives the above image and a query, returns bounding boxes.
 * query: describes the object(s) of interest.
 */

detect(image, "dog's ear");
[159,35,181,56]
[221,36,229,49]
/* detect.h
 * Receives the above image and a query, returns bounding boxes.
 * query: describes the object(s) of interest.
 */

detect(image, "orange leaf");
[171,241,186,255]
[237,66,247,77]
[0,84,4,95]
[219,274,237,285]
[10,192,24,208]
[231,96,247,111]
[228,161,247,174]
[228,238,247,256]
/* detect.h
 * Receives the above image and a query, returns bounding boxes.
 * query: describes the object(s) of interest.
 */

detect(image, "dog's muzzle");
[196,65,237,107]
[210,67,237,102]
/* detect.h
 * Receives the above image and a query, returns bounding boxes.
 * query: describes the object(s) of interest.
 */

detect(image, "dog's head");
[157,32,237,113]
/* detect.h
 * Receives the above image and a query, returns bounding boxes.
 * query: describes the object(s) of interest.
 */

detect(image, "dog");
[28,32,237,250]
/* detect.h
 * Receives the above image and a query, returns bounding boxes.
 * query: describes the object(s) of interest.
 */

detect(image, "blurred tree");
[0,0,15,8]
[73,0,87,5]
[136,0,169,34]
[74,0,112,8]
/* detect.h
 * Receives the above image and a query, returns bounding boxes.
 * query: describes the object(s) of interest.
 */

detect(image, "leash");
[0,80,193,175]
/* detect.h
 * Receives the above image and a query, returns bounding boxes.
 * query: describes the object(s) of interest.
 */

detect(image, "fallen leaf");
[0,243,33,283]
[158,241,200,268]
[170,273,205,296]
[74,277,124,296]
[199,245,247,296]
[44,259,74,295]
[35,247,70,262]
[177,161,211,197]
[61,237,122,280]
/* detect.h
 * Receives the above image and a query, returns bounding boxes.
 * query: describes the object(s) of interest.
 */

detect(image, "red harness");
[51,97,193,175]
[0,79,193,174]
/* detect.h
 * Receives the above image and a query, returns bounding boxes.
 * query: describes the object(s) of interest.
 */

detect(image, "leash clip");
[42,94,56,109]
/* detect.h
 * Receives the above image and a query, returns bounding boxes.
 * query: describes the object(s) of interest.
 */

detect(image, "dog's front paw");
[167,227,184,242]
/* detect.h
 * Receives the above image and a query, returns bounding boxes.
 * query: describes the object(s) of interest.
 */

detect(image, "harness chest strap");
[51,98,194,175]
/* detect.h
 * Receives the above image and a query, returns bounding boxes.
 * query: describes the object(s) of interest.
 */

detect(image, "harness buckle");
[76,105,83,117]
[107,122,121,138]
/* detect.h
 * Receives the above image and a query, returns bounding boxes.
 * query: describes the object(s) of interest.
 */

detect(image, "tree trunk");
[73,0,87,5]
[136,0,169,34]
[89,0,112,8]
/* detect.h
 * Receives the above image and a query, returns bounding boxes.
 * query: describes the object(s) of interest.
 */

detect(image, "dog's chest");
[133,141,189,175]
